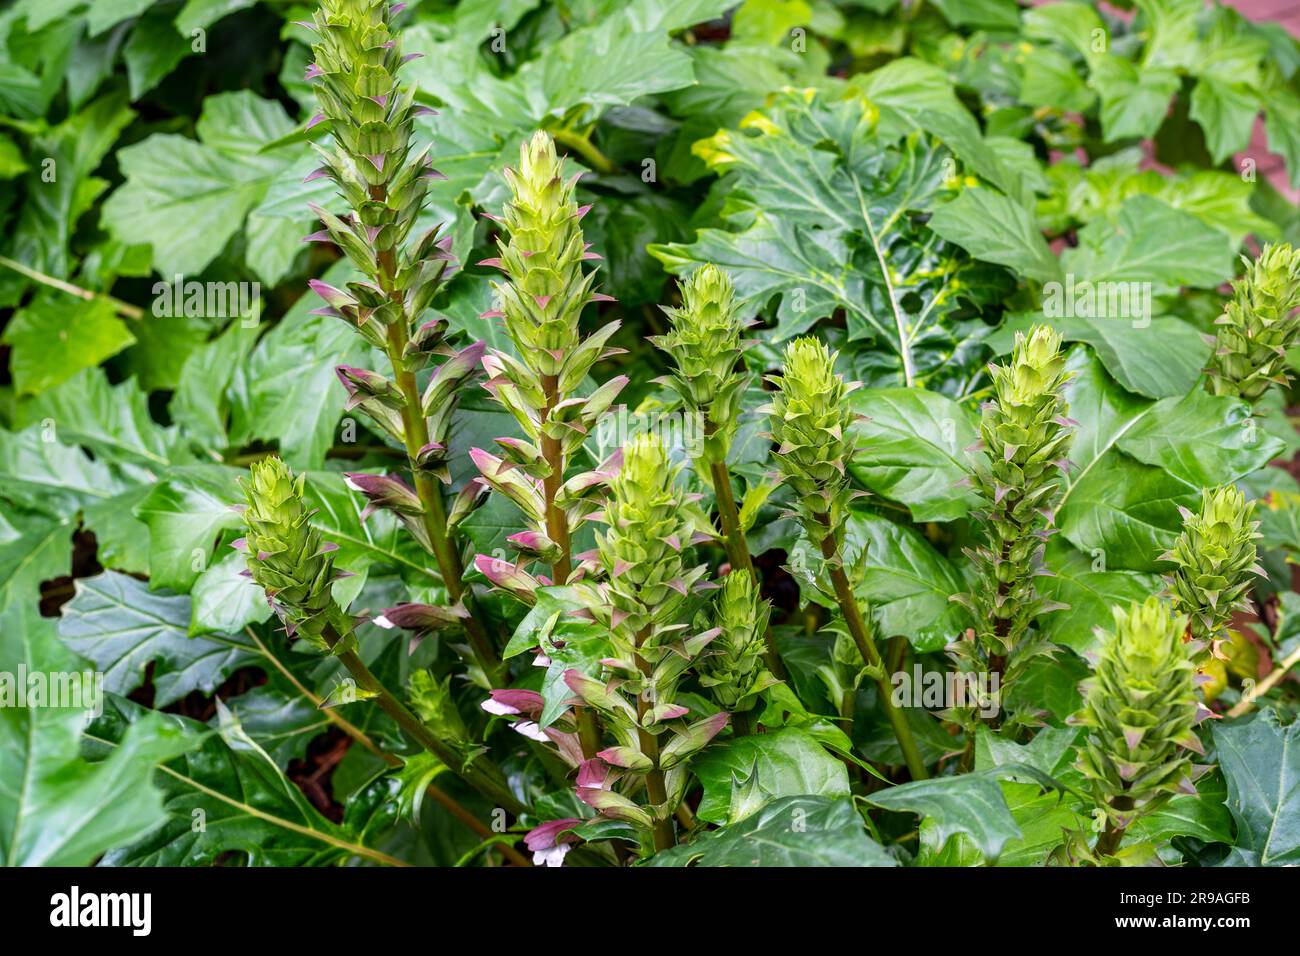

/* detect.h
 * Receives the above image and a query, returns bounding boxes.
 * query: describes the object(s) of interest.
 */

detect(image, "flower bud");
[489,131,601,375]
[1073,598,1205,828]
[960,324,1073,663]
[652,265,749,459]
[765,337,857,535]
[1161,485,1262,651]
[1207,243,1300,403]
[237,458,349,649]
[697,572,776,712]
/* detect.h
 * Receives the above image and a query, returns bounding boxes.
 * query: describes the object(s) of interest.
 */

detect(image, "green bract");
[1208,243,1300,403]
[765,337,859,540]
[1161,485,1262,652]
[697,571,777,714]
[652,264,749,460]
[1074,598,1205,838]
[236,458,350,651]
[954,325,1073,697]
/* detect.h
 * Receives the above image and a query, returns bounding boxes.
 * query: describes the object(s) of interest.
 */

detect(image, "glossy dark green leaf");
[693,728,850,825]
[647,795,895,867]
[1213,711,1300,866]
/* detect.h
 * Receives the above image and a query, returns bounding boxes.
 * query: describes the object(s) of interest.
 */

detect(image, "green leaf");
[1189,76,1258,165]
[840,510,972,651]
[169,319,259,450]
[90,695,392,866]
[133,464,245,592]
[1212,710,1300,866]
[865,772,1020,861]
[1264,86,1300,190]
[848,386,980,522]
[1039,540,1161,653]
[8,92,135,279]
[123,8,192,100]
[1089,56,1180,143]
[928,186,1061,284]
[189,550,272,636]
[1137,0,1203,71]
[693,728,850,825]
[59,571,259,707]
[86,0,153,36]
[0,426,126,519]
[2,296,135,396]
[852,57,1021,201]
[989,311,1209,400]
[1060,195,1235,295]
[1055,350,1197,571]
[1117,388,1285,489]
[228,262,370,470]
[303,470,435,585]
[1,584,196,865]
[1019,45,1096,113]
[17,367,180,468]
[652,89,1007,388]
[647,795,896,866]
[102,90,295,276]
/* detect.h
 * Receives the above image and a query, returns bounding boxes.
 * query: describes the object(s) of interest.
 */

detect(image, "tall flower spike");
[764,339,929,780]
[697,571,777,719]
[562,433,723,850]
[764,337,860,541]
[305,0,499,682]
[1161,485,1262,656]
[651,264,749,462]
[236,458,352,651]
[475,131,626,589]
[1207,242,1300,403]
[1073,598,1206,858]
[957,325,1073,685]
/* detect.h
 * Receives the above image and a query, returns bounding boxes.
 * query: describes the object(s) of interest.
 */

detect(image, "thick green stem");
[551,127,615,174]
[373,248,502,682]
[732,709,753,737]
[1094,795,1134,859]
[539,371,602,758]
[815,515,929,781]
[703,433,787,681]
[634,625,676,851]
[322,624,525,816]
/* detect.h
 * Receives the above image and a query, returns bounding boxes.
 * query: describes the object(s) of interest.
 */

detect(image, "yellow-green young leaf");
[2,296,135,396]
[737,478,779,532]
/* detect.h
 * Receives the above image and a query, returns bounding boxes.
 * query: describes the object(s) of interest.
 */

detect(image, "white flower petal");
[512,719,549,742]
[534,844,571,867]
[481,699,520,716]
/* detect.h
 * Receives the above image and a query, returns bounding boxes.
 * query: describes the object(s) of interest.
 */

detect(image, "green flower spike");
[697,571,778,718]
[956,324,1073,683]
[1073,598,1209,858]
[562,433,725,849]
[473,131,627,587]
[236,458,353,652]
[763,337,860,542]
[764,339,930,780]
[1160,485,1263,655]
[1207,242,1300,403]
[651,264,750,462]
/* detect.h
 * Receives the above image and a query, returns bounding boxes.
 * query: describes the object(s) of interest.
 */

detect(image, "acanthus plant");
[231,0,1297,866]
[11,0,1300,872]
